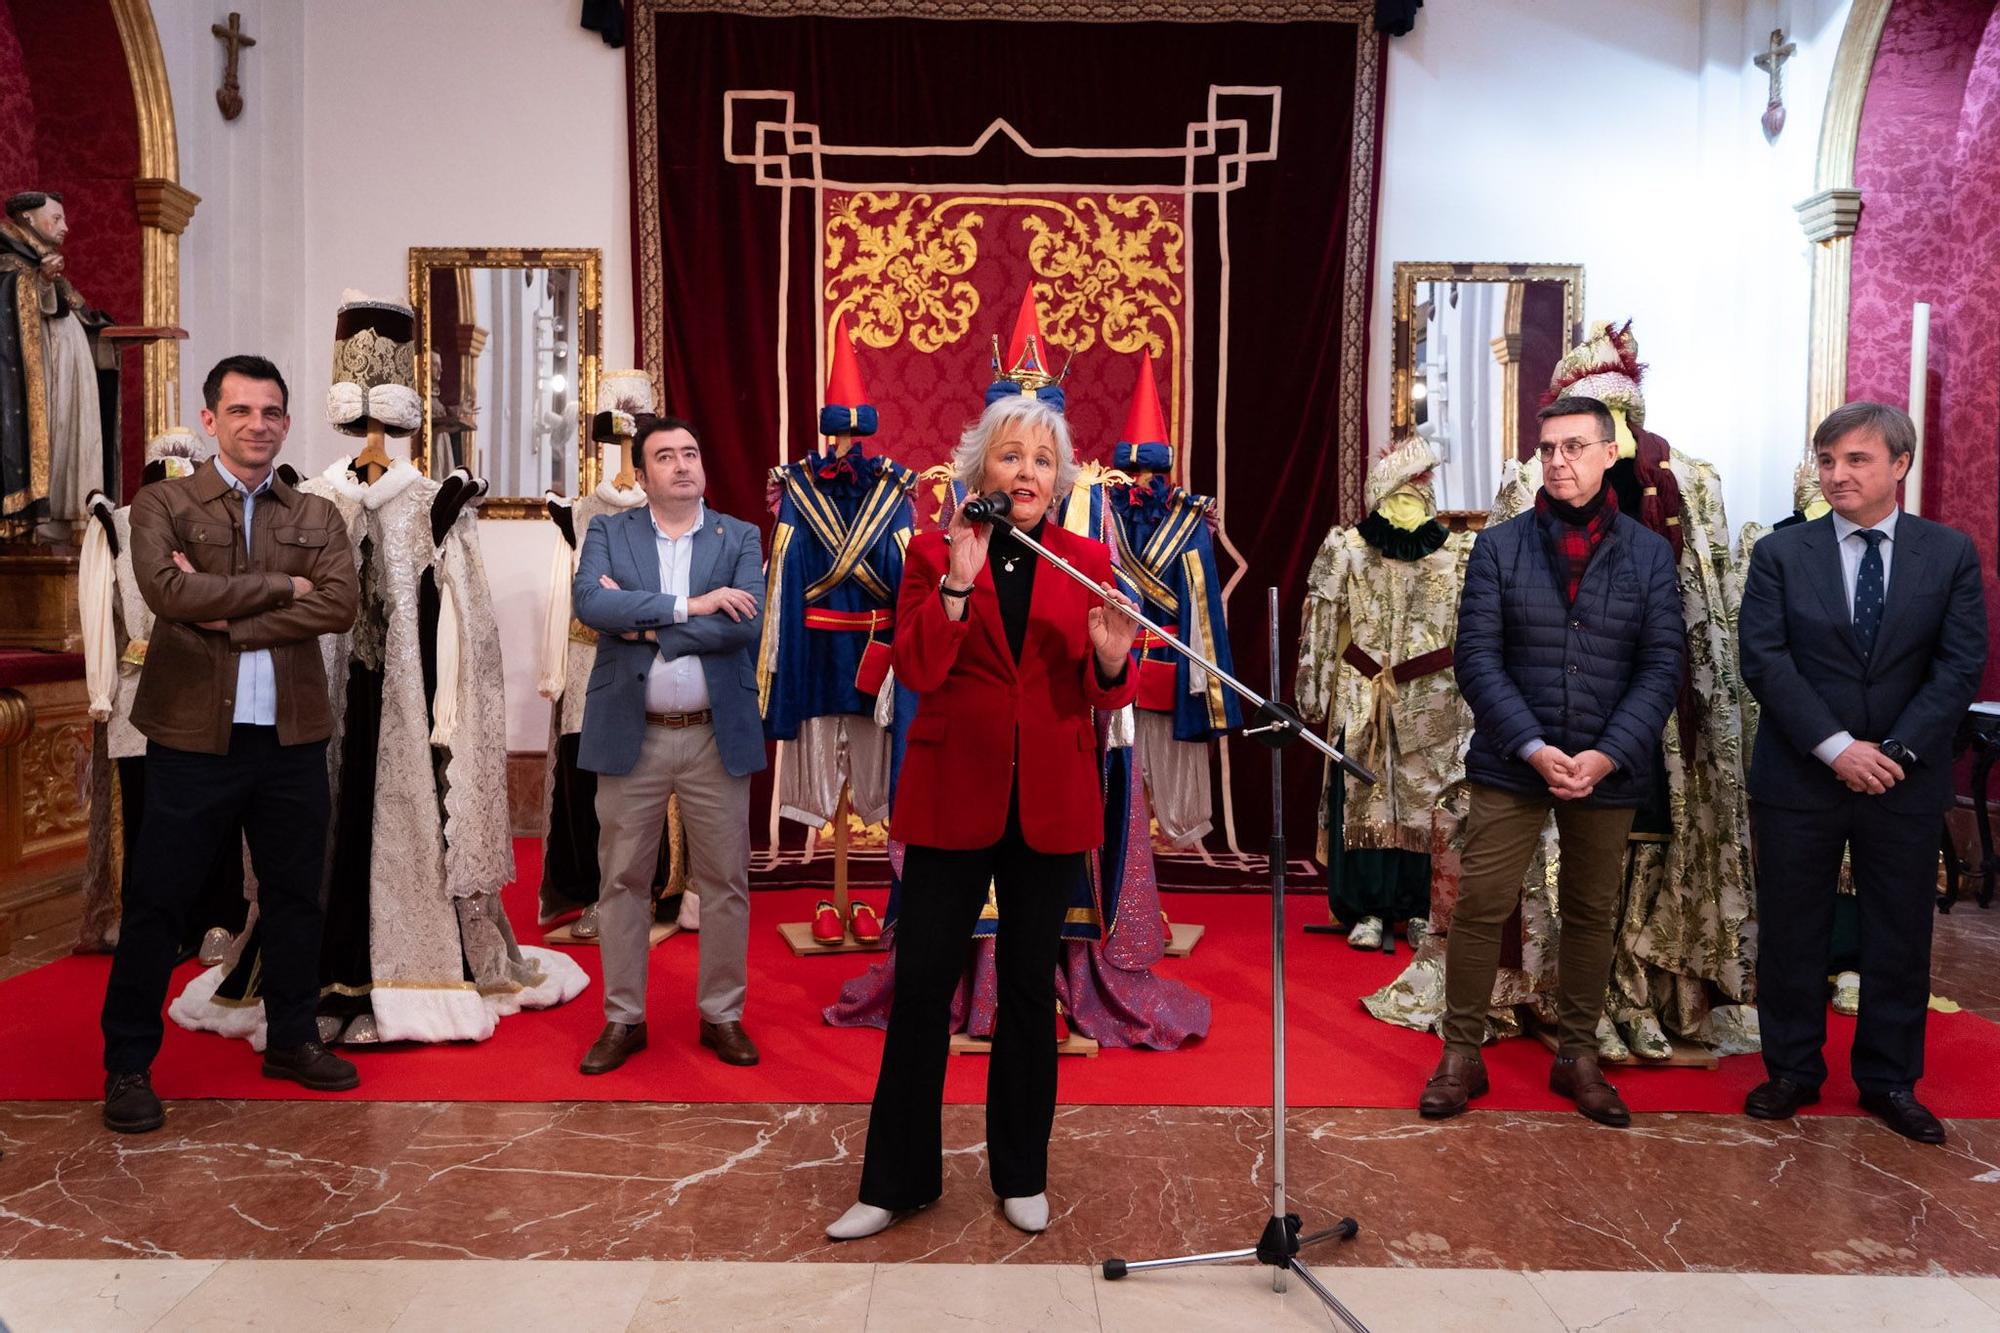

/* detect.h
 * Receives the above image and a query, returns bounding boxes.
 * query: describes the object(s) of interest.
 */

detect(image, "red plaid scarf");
[1535,483,1619,603]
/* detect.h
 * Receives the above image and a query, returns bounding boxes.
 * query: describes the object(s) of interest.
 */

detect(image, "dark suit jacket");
[571,503,767,779]
[1739,511,1987,814]
[889,526,1138,854]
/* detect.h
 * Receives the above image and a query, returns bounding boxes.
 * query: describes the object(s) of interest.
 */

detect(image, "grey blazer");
[571,504,767,778]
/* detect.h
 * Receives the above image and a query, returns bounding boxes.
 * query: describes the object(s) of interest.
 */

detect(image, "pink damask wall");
[0,11,38,191]
[1849,0,2000,698]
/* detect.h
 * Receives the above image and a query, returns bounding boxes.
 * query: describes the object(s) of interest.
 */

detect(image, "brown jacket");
[129,459,358,754]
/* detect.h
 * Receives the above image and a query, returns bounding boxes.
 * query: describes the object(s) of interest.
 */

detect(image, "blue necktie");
[1852,529,1885,658]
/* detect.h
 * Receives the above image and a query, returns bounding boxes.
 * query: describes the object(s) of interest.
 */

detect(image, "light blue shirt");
[212,456,278,726]
[1813,507,1901,766]
[644,503,710,713]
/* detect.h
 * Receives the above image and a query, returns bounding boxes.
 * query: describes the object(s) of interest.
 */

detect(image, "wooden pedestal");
[0,662,92,953]
[0,552,82,652]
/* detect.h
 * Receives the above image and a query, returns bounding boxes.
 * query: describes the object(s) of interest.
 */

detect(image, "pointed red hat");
[987,287,1065,408]
[1114,352,1173,469]
[819,315,877,436]
[1005,289,1049,378]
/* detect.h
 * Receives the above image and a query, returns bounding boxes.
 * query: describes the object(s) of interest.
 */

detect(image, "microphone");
[959,490,1013,525]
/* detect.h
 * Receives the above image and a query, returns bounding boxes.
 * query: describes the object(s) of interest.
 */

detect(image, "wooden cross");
[211,12,255,122]
[1753,27,1796,142]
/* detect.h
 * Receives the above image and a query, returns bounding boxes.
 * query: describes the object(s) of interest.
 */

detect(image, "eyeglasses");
[1535,438,1614,462]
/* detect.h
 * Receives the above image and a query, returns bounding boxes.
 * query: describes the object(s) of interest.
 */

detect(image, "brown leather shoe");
[1550,1053,1631,1127]
[1418,1049,1488,1118]
[580,1021,647,1075]
[700,1020,760,1067]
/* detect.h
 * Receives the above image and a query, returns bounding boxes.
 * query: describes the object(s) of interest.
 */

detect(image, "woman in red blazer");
[828,393,1139,1242]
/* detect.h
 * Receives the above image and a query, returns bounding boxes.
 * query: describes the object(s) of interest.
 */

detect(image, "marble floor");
[2,902,1997,1329]
[1,1259,1999,1331]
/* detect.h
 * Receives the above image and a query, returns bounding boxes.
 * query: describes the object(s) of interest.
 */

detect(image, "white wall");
[154,0,307,435]
[1374,0,1854,529]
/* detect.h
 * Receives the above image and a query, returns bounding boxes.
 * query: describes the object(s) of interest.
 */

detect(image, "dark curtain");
[632,8,1383,879]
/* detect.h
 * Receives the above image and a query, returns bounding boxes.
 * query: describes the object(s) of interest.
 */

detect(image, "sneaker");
[103,1070,164,1134]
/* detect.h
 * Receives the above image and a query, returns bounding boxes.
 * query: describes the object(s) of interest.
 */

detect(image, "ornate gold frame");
[109,0,197,441]
[408,246,602,520]
[1390,261,1585,440]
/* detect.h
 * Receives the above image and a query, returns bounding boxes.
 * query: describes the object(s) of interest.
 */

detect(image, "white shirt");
[212,456,278,726]
[1813,506,1901,766]
[644,503,711,713]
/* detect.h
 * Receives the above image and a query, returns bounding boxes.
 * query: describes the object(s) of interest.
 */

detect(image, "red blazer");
[889,525,1139,853]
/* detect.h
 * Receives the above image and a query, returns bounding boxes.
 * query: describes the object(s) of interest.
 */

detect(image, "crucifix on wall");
[211,12,254,121]
[1754,27,1796,143]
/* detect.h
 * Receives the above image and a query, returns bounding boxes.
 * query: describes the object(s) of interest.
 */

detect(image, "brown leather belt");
[1341,642,1455,683]
[646,709,713,729]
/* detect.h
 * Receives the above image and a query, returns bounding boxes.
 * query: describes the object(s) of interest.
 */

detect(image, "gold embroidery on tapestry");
[1022,195,1183,362]
[825,192,985,355]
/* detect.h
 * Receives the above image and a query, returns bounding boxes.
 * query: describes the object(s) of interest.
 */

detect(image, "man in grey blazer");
[572,415,767,1074]
[1739,401,1986,1144]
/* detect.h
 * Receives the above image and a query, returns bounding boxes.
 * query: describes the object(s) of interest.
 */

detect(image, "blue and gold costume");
[1097,447,1239,742]
[757,443,917,740]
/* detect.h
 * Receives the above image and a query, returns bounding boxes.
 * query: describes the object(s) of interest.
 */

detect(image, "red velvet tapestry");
[628,0,1386,883]
[1,0,145,497]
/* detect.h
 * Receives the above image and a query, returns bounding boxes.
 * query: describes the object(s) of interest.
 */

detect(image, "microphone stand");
[988,518,1373,1331]
[996,522,1375,784]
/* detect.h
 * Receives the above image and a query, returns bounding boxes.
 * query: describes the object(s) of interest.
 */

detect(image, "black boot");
[262,1040,360,1091]
[103,1070,165,1134]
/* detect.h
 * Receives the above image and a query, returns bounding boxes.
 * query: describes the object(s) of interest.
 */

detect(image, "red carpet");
[4,838,1999,1117]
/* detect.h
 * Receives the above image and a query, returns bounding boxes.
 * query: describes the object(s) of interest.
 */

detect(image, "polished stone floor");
[2,1260,1999,1331]
[2,900,1997,1332]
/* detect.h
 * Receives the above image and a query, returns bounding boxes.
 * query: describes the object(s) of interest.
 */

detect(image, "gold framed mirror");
[408,246,602,519]
[1391,262,1585,515]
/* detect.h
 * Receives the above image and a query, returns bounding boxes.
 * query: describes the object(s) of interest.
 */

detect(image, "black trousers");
[115,756,250,955]
[857,802,1078,1210]
[1753,797,1938,1095]
[101,726,331,1074]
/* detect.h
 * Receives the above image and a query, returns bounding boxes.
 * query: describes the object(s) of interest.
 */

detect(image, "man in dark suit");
[1739,400,1987,1144]
[570,415,766,1075]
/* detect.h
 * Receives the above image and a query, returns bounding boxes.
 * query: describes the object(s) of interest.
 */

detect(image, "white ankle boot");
[826,1202,896,1241]
[1001,1193,1049,1233]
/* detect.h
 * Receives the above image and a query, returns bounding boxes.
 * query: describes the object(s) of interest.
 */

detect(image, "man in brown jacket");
[99,355,360,1133]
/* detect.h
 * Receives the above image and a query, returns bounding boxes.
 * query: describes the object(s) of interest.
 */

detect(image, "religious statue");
[1,191,111,542]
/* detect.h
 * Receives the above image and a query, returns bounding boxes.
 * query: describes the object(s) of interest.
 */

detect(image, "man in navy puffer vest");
[1420,396,1685,1127]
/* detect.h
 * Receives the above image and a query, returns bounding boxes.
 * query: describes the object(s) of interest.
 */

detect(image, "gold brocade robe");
[1297,524,1475,860]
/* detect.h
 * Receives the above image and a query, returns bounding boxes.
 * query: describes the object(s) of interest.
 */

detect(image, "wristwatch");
[1881,738,1918,767]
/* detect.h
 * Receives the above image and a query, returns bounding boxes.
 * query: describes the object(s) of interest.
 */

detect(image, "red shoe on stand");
[849,901,883,944]
[810,900,846,944]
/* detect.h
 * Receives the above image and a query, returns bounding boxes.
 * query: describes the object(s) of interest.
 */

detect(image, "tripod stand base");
[1101,1213,1366,1331]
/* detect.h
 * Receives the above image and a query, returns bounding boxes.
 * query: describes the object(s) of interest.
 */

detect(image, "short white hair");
[951,394,1078,508]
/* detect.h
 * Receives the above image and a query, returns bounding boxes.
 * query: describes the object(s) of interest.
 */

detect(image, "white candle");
[1907,302,1930,515]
